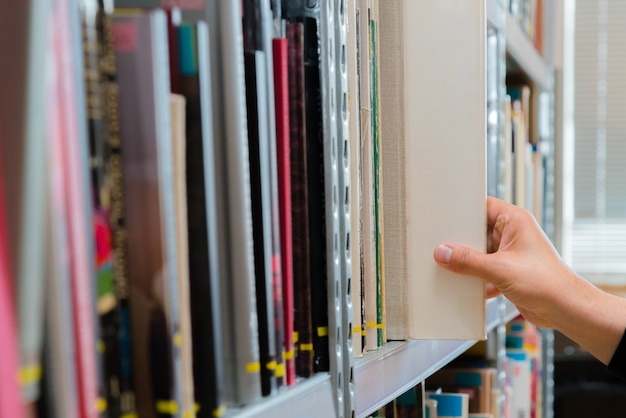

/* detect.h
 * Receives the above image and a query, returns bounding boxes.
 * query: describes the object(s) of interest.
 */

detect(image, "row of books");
[504,84,546,221]
[366,316,544,418]
[506,0,544,55]
[0,0,342,417]
[349,0,491,357]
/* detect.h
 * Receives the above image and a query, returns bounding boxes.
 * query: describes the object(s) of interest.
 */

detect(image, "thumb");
[434,243,490,278]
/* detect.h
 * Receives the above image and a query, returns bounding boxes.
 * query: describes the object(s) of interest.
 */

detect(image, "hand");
[433,196,626,364]
[434,197,586,329]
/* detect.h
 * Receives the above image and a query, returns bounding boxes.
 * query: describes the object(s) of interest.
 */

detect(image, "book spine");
[212,0,262,404]
[286,21,314,378]
[169,92,197,418]
[379,0,409,340]
[358,0,377,350]
[260,0,285,390]
[151,10,185,417]
[346,0,364,358]
[99,3,137,415]
[369,2,385,346]
[79,1,124,415]
[244,49,277,397]
[0,122,22,418]
[61,0,104,415]
[303,1,329,373]
[178,21,225,417]
[16,0,51,406]
[272,36,295,386]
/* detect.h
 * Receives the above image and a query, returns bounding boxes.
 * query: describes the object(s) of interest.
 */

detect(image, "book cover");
[0,122,22,418]
[380,0,486,340]
[182,0,262,405]
[113,10,185,417]
[177,21,226,417]
[272,36,296,386]
[286,20,314,378]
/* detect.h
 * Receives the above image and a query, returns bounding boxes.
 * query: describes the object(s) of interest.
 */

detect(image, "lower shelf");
[224,374,337,418]
[354,297,519,417]
[222,298,520,418]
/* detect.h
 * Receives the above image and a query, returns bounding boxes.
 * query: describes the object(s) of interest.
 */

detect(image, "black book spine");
[303,5,329,373]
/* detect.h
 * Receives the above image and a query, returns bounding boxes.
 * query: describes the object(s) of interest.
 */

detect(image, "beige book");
[347,0,364,357]
[380,0,486,340]
[170,93,196,418]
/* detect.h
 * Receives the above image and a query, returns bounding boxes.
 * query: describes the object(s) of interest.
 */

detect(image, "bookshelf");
[355,298,519,418]
[0,0,559,417]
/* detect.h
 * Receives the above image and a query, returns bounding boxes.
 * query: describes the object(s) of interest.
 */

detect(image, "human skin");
[434,196,626,365]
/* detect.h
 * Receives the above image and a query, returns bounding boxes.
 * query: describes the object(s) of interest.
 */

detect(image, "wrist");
[552,275,626,364]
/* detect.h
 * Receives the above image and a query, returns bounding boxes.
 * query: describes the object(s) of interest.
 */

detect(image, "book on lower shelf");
[379,0,487,340]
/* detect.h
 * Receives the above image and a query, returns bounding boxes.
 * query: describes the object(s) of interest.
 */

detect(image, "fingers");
[486,196,514,229]
[434,243,490,279]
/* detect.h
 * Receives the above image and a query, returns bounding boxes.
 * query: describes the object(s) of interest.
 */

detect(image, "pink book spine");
[0,123,23,418]
[53,1,99,417]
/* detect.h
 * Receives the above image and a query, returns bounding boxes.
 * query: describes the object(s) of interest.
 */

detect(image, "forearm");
[551,275,626,365]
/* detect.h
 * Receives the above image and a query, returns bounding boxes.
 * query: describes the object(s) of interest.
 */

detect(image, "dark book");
[177,21,226,418]
[243,0,285,390]
[244,49,277,397]
[302,4,329,373]
[178,0,263,405]
[286,21,314,378]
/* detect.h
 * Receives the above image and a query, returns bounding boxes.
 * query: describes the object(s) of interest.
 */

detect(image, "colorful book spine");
[99,2,137,414]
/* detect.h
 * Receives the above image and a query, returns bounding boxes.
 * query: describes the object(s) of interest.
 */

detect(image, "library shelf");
[504,12,550,89]
[354,298,519,418]
[486,0,550,89]
[223,374,336,418]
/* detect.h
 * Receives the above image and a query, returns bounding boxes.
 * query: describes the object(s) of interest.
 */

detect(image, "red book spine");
[272,37,295,386]
[0,123,22,418]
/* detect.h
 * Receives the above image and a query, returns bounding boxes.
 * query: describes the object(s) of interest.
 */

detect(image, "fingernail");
[435,244,453,264]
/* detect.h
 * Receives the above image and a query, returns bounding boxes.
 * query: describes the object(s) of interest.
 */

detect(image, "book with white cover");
[380,0,487,340]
